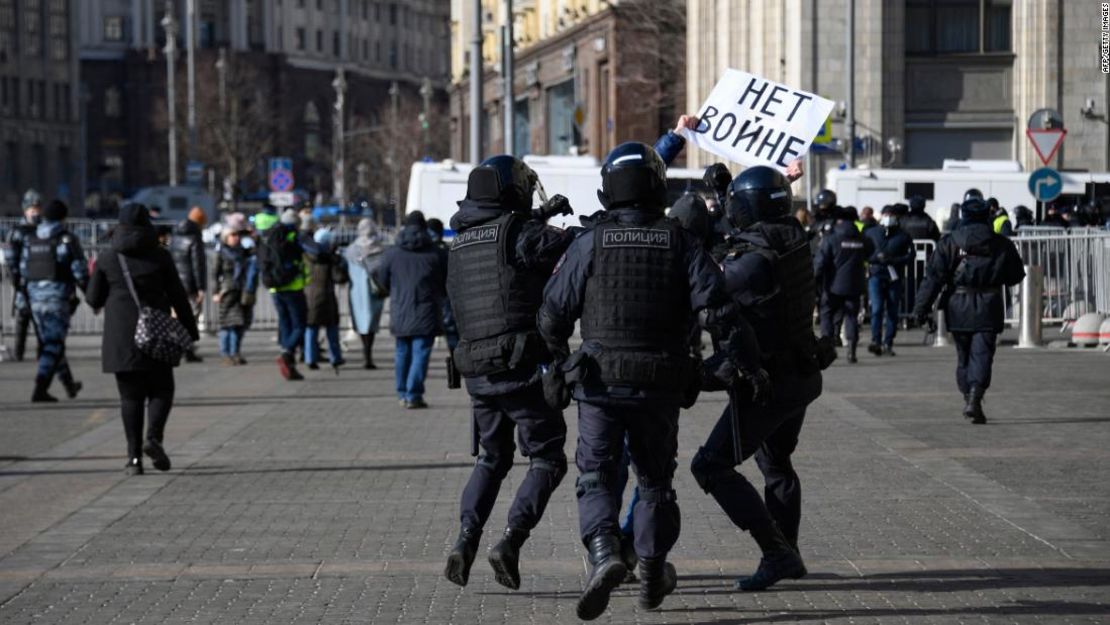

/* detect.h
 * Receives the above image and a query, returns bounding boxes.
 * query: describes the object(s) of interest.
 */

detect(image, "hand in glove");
[533,194,573,221]
[700,351,737,392]
[739,367,774,406]
[542,361,571,410]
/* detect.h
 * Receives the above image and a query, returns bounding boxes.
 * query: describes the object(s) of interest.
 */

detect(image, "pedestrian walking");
[86,204,199,475]
[537,142,755,619]
[170,206,208,362]
[258,209,308,381]
[344,218,387,369]
[691,167,831,593]
[442,156,575,591]
[914,193,1025,424]
[864,206,913,356]
[213,224,258,365]
[376,211,447,409]
[303,228,348,371]
[814,208,873,363]
[4,189,43,362]
[19,199,88,402]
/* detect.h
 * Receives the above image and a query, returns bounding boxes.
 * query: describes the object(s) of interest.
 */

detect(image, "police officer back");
[537,142,755,619]
[19,200,88,402]
[690,166,829,592]
[913,193,1025,423]
[442,156,576,591]
[814,207,873,363]
[4,189,43,361]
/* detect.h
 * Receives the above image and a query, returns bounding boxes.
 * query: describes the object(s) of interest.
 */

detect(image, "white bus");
[826,160,1110,224]
[405,156,709,234]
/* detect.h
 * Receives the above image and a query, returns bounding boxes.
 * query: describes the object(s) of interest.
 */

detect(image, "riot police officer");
[20,200,88,402]
[4,189,43,361]
[913,193,1025,424]
[538,142,759,619]
[442,156,576,591]
[814,207,873,363]
[812,189,838,237]
[690,166,829,592]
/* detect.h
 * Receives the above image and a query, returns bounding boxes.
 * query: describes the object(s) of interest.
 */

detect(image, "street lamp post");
[161,1,178,186]
[333,68,348,211]
[419,77,433,159]
[389,81,401,226]
[186,0,197,163]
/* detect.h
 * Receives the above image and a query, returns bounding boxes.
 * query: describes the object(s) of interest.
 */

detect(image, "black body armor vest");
[24,234,62,282]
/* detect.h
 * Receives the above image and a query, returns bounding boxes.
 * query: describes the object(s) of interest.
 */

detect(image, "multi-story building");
[78,0,451,214]
[0,0,81,215]
[448,0,685,162]
[687,0,1110,197]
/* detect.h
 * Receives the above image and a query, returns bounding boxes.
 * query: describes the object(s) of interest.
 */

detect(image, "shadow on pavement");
[178,462,477,476]
[681,600,1110,623]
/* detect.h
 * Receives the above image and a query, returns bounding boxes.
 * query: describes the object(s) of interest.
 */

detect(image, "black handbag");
[118,254,194,366]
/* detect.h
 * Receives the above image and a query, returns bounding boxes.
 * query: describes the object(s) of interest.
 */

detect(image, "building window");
[547,80,577,156]
[296,27,306,50]
[316,0,323,9]
[389,42,397,68]
[333,31,339,56]
[375,2,381,21]
[389,3,397,25]
[32,143,46,191]
[4,142,18,191]
[316,29,323,51]
[375,40,381,62]
[304,101,321,160]
[58,146,71,196]
[906,0,1011,55]
[104,16,125,41]
[104,86,122,118]
[362,38,368,59]
[362,0,369,19]
[63,84,70,121]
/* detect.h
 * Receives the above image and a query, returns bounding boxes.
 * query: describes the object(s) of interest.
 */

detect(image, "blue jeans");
[868,276,901,346]
[394,335,434,402]
[271,291,307,355]
[218,327,245,356]
[305,324,342,365]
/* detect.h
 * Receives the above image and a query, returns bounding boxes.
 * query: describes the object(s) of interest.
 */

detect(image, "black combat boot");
[637,558,677,610]
[962,392,973,420]
[847,343,858,364]
[966,386,987,424]
[576,534,627,621]
[867,342,882,356]
[736,523,807,591]
[488,527,528,590]
[619,532,638,583]
[361,334,377,369]
[31,376,58,403]
[444,527,481,587]
[143,440,172,472]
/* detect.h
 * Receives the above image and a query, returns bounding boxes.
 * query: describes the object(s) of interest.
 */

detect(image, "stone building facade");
[448,0,685,162]
[0,0,81,215]
[686,0,1110,193]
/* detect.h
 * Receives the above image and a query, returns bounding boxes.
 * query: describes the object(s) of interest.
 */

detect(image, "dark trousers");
[691,392,809,547]
[459,383,567,532]
[953,331,998,394]
[819,293,861,347]
[272,291,307,355]
[14,305,35,360]
[576,400,680,561]
[115,368,175,460]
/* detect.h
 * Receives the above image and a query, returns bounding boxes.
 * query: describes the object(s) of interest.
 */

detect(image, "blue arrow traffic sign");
[1027,167,1063,203]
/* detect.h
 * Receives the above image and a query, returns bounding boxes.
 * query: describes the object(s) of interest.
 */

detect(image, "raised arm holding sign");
[679,69,835,174]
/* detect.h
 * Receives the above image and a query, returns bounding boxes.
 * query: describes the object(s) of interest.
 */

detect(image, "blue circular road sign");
[1027,167,1063,203]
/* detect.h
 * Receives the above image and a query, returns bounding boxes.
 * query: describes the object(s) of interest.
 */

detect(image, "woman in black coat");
[86,204,199,475]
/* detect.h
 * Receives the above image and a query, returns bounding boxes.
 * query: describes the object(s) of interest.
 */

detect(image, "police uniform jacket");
[20,221,89,310]
[913,221,1025,333]
[813,220,873,297]
[901,211,941,241]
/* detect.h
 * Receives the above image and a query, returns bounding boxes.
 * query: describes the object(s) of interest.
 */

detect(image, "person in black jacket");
[864,207,914,356]
[375,211,447,409]
[170,206,207,362]
[538,143,762,619]
[913,195,1025,424]
[442,156,575,592]
[86,204,199,475]
[3,189,42,361]
[814,209,873,363]
[900,195,941,242]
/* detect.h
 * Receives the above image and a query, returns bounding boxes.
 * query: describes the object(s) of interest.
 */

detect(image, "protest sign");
[680,69,835,173]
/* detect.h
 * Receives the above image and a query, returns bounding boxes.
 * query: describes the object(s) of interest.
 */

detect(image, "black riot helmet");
[909,195,926,214]
[598,142,668,211]
[464,155,538,211]
[815,189,837,213]
[703,163,733,203]
[726,166,793,230]
[963,188,984,204]
[960,196,990,223]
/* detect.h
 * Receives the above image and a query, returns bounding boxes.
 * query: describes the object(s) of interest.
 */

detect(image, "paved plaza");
[1,330,1109,624]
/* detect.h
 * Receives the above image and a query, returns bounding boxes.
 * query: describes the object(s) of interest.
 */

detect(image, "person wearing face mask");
[4,190,44,361]
[864,206,913,356]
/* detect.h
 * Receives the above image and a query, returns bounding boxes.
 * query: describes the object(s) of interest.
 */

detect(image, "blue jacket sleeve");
[653,131,687,167]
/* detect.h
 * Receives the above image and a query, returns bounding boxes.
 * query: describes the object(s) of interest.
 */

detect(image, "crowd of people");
[0,111,1070,618]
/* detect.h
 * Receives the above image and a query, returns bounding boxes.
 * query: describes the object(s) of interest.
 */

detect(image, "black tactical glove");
[532,194,573,221]
[739,367,774,406]
[700,351,736,392]
[542,362,571,410]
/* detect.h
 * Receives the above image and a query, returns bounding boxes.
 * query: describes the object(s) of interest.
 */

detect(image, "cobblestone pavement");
[1,330,1109,624]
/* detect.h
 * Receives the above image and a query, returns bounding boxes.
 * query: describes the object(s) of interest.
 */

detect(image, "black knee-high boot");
[360,334,377,369]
